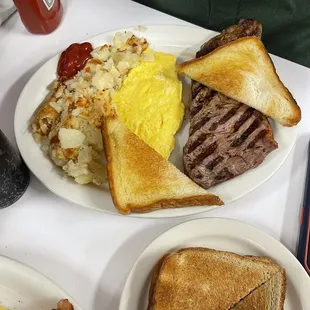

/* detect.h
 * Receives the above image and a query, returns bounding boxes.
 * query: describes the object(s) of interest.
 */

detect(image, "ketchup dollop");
[57,42,93,81]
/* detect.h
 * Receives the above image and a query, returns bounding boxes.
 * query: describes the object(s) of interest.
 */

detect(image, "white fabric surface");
[0,0,15,25]
[0,0,310,309]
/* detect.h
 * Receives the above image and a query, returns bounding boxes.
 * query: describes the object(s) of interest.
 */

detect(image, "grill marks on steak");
[190,86,216,117]
[184,93,278,188]
[234,107,254,132]
[183,19,278,189]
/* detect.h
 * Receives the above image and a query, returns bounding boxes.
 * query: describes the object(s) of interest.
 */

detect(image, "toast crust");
[279,269,287,310]
[123,195,223,214]
[147,247,286,310]
[148,253,172,309]
[178,36,301,127]
[102,117,223,214]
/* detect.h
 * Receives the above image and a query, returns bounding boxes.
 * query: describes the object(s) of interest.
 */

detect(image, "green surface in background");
[135,0,310,67]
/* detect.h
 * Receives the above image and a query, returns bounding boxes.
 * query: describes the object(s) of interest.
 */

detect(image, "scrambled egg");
[112,50,184,158]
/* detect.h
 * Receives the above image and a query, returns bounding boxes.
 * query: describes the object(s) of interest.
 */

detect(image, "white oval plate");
[0,255,82,309]
[14,25,297,218]
[119,218,310,310]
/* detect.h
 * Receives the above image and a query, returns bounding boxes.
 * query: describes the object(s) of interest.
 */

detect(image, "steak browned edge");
[183,19,278,190]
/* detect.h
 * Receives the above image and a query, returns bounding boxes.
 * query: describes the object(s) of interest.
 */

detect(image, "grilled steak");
[183,19,278,189]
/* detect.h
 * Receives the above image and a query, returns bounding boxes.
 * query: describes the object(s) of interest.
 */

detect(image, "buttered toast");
[178,36,301,127]
[102,117,223,214]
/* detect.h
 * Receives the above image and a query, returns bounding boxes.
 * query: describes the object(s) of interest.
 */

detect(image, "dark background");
[135,0,310,67]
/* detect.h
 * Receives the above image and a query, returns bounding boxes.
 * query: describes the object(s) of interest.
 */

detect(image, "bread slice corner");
[102,117,223,214]
[231,268,286,310]
[177,36,301,127]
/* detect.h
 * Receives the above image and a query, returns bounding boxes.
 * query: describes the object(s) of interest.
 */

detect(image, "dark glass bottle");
[0,130,30,208]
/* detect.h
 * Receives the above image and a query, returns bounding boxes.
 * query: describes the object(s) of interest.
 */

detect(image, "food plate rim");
[14,24,298,219]
[0,253,82,309]
[119,217,310,309]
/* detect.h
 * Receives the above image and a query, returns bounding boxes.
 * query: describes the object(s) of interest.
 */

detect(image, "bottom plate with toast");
[120,218,310,310]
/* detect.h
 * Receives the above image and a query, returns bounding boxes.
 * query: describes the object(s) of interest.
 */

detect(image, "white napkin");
[0,0,16,26]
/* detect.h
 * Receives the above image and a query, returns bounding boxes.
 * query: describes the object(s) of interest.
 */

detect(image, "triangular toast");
[102,117,223,214]
[147,248,284,310]
[231,269,286,310]
[177,36,301,127]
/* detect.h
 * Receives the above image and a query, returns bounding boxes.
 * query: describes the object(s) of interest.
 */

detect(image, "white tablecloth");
[0,0,309,309]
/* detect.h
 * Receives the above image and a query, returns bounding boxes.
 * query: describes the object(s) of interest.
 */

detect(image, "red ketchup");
[57,42,93,81]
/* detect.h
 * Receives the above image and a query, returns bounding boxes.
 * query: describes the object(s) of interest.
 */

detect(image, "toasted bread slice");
[148,247,283,310]
[148,254,286,310]
[147,254,285,310]
[102,117,223,214]
[231,269,286,310]
[178,36,301,127]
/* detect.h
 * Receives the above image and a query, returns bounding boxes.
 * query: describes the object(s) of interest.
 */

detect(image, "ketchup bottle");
[13,0,63,35]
